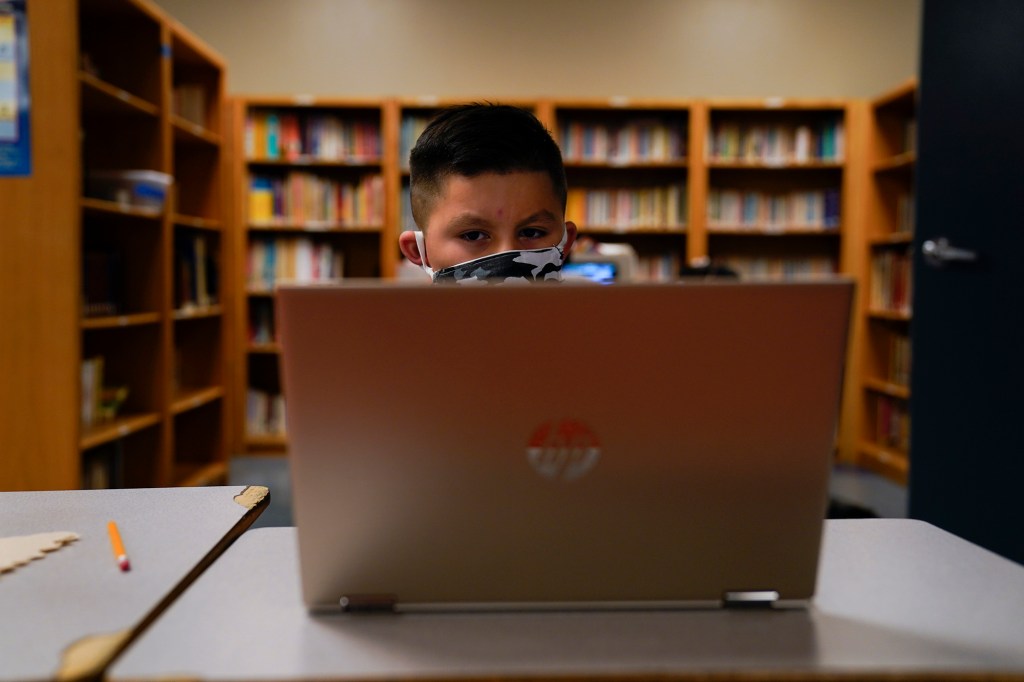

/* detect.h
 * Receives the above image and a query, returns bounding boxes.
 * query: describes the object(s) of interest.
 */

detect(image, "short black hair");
[409,103,568,230]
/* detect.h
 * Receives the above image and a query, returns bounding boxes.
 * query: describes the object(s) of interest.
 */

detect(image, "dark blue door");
[909,0,1024,563]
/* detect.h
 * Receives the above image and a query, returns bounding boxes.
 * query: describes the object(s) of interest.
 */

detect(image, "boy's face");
[399,171,577,272]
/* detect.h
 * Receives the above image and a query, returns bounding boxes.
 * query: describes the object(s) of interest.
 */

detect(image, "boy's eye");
[519,227,548,240]
[459,230,489,242]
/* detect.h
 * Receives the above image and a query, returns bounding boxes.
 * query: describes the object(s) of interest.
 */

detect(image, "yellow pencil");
[107,520,131,572]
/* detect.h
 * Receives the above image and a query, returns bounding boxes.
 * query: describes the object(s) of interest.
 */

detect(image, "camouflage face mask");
[414,226,568,285]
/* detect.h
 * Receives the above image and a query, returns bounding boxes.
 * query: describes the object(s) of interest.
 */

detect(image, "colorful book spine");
[247,173,384,226]
[707,188,840,230]
[246,389,287,437]
[246,109,382,161]
[721,256,836,279]
[870,250,913,314]
[565,184,687,230]
[559,117,687,163]
[246,237,344,290]
[709,117,845,163]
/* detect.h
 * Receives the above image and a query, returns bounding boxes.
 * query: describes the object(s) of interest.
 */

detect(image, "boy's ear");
[398,231,425,266]
[564,221,579,255]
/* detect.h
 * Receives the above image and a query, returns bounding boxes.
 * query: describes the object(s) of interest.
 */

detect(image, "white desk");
[0,486,268,682]
[109,519,1024,681]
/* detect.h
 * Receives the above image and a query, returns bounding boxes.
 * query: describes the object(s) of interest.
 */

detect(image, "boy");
[398,104,578,284]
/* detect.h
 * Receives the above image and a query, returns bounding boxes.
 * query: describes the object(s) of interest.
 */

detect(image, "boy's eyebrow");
[444,210,560,231]
[516,210,560,227]
[444,213,493,231]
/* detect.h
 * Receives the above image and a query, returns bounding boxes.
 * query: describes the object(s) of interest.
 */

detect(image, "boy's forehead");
[439,170,558,202]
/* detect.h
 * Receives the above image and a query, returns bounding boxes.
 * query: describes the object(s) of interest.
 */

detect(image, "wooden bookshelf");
[548,99,693,280]
[695,99,855,281]
[855,79,917,485]
[0,0,229,491]
[231,96,392,455]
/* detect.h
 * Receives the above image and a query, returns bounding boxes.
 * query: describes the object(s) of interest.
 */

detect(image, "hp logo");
[526,419,602,481]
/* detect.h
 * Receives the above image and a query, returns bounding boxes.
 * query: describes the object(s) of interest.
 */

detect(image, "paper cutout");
[0,531,79,574]
[233,485,269,510]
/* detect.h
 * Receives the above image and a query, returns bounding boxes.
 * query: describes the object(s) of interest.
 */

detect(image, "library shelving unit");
[698,100,855,281]
[231,97,392,455]
[856,80,917,484]
[548,99,694,280]
[0,0,229,491]
[78,0,229,488]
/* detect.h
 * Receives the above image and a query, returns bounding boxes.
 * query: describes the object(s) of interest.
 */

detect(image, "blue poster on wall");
[0,0,30,177]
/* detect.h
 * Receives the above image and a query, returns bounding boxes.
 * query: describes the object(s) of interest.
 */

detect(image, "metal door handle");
[922,238,979,268]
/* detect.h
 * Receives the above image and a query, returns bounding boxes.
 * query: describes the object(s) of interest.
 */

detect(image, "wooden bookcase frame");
[1,0,230,490]
[854,79,917,484]
[227,95,871,462]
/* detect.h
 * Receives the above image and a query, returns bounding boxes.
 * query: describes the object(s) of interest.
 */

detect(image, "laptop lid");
[277,280,853,612]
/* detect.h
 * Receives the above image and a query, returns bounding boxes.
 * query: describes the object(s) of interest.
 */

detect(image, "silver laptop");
[277,280,853,612]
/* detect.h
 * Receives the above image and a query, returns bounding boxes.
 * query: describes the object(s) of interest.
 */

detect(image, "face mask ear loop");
[556,223,569,257]
[413,231,435,279]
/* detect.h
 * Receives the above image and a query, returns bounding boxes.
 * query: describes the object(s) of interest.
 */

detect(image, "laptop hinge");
[339,594,398,613]
[722,590,780,609]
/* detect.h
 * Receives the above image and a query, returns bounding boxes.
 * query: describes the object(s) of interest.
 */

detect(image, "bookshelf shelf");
[173,305,223,321]
[174,461,228,487]
[81,197,163,220]
[707,161,844,171]
[873,152,916,174]
[80,413,162,451]
[870,233,914,247]
[79,71,160,117]
[864,377,911,400]
[248,222,383,233]
[174,214,222,231]
[868,309,912,322]
[858,441,909,484]
[172,117,223,146]
[81,312,162,330]
[172,386,225,415]
[707,226,841,236]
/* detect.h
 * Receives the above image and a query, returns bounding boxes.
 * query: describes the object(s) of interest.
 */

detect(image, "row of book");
[708,119,845,163]
[248,173,385,227]
[400,114,433,165]
[721,256,836,279]
[707,188,840,230]
[247,238,345,290]
[82,442,124,490]
[247,389,287,437]
[636,253,683,282]
[559,118,688,164]
[175,233,218,312]
[83,247,123,317]
[81,356,129,429]
[173,84,208,128]
[566,185,688,230]
[245,109,382,161]
[887,332,912,387]
[870,250,913,314]
[249,299,276,345]
[874,394,910,452]
[896,192,915,234]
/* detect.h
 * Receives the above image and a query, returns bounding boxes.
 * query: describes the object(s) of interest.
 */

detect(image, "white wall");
[154,0,920,99]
